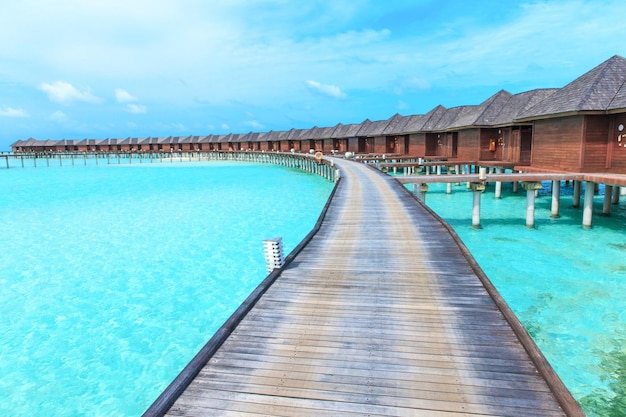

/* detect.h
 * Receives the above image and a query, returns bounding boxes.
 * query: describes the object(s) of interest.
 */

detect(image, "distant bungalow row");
[12,55,626,175]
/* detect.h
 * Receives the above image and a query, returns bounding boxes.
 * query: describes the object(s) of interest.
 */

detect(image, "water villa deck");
[144,157,584,416]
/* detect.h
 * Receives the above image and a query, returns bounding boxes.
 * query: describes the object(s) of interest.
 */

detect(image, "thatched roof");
[490,89,557,126]
[442,106,480,130]
[420,105,447,132]
[330,122,362,138]
[318,126,338,139]
[518,55,626,120]
[359,119,392,137]
[381,113,408,135]
[472,90,514,126]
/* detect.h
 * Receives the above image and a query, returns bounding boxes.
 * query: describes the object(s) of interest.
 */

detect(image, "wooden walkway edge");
[143,157,585,417]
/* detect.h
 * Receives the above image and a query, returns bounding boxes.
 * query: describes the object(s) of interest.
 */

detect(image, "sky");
[1,0,626,150]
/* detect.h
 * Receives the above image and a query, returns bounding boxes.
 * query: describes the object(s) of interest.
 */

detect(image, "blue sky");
[1,0,626,150]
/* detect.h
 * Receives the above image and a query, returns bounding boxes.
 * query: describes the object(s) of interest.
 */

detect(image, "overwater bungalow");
[266,130,282,151]
[380,113,409,154]
[517,55,626,174]
[329,123,348,153]
[338,122,366,153]
[444,91,512,162]
[357,118,397,154]
[485,89,557,166]
[196,134,212,151]
[10,55,626,178]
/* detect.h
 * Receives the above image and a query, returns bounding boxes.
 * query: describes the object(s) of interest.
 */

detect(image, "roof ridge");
[476,90,513,126]
[607,70,626,110]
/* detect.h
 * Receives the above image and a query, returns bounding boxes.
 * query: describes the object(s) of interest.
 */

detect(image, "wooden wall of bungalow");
[423,133,444,158]
[334,138,348,153]
[402,133,425,156]
[608,112,626,172]
[413,123,533,164]
[528,113,626,173]
[258,133,272,151]
[381,134,410,155]
[363,134,409,155]
[530,115,600,172]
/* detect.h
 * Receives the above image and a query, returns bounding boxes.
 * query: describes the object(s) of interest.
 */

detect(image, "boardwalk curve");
[147,157,583,416]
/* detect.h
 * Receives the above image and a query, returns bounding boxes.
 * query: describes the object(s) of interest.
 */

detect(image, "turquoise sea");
[1,159,625,417]
[0,160,334,416]
[419,179,626,417]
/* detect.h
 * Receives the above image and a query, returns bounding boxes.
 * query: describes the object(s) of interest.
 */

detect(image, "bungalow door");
[385,136,397,153]
[425,134,438,156]
[451,133,458,158]
[519,129,532,165]
[358,138,367,153]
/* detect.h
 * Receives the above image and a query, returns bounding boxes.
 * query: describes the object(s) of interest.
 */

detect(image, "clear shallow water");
[419,179,626,417]
[4,160,625,417]
[0,161,334,416]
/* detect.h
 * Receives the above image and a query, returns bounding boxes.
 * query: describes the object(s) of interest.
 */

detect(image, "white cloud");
[0,106,27,117]
[124,104,147,114]
[221,123,230,130]
[396,100,409,110]
[305,80,347,99]
[244,120,264,130]
[116,89,146,114]
[115,88,136,103]
[49,110,68,123]
[39,81,100,105]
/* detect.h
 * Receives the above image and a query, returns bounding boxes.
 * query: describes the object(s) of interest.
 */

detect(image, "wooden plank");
[176,380,564,417]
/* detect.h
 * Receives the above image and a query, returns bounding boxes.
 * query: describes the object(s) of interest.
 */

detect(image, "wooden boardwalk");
[147,158,584,416]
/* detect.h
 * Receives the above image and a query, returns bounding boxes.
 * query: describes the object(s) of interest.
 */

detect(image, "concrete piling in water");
[573,181,582,208]
[583,181,595,229]
[470,182,485,229]
[522,182,543,228]
[494,167,503,199]
[551,180,561,218]
[603,185,613,216]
